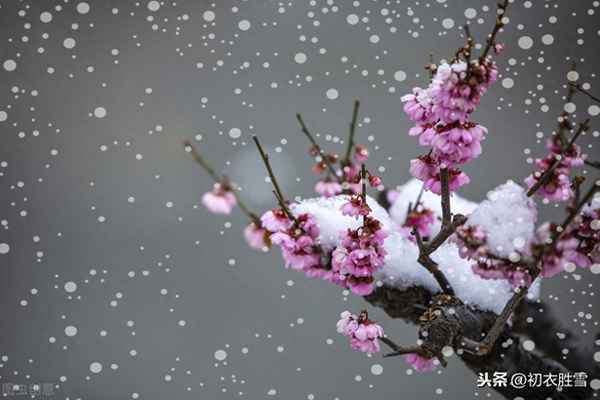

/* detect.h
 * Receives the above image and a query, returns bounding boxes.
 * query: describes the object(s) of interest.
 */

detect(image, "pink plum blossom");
[404,353,437,372]
[315,180,343,197]
[261,208,293,232]
[337,310,384,354]
[243,222,269,250]
[341,195,372,218]
[201,183,237,214]
[401,205,435,241]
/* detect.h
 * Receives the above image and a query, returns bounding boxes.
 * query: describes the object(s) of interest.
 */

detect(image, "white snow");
[292,195,394,249]
[292,184,540,315]
[465,180,537,258]
[377,231,539,314]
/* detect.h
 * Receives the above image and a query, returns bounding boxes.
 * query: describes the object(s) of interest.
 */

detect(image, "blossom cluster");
[454,225,534,288]
[261,209,336,281]
[524,134,586,202]
[336,311,384,353]
[534,207,599,277]
[402,59,498,194]
[455,203,600,287]
[331,195,388,295]
[313,144,381,198]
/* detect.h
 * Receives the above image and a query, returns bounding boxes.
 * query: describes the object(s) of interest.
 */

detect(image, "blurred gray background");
[0,0,599,399]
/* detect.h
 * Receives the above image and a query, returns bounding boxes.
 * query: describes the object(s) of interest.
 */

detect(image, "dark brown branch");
[570,83,600,104]
[343,100,360,165]
[409,169,467,296]
[526,157,561,197]
[479,0,510,61]
[413,228,455,296]
[295,114,341,180]
[585,159,600,170]
[554,182,599,241]
[380,337,424,358]
[474,286,529,355]
[439,168,451,226]
[252,135,296,221]
[184,140,222,182]
[365,285,593,399]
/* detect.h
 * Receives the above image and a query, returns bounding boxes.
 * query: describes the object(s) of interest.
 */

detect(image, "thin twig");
[252,135,296,221]
[439,169,451,227]
[184,140,259,223]
[479,0,510,61]
[184,140,221,182]
[554,182,599,242]
[526,116,589,198]
[570,83,600,104]
[585,159,600,170]
[343,100,360,165]
[296,114,341,180]
[380,337,425,358]
[526,158,561,197]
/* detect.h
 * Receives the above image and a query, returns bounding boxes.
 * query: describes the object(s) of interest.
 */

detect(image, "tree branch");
[343,100,360,165]
[252,135,296,221]
[296,114,341,180]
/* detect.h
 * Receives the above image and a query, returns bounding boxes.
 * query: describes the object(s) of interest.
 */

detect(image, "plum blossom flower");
[524,158,573,202]
[270,213,322,271]
[525,135,587,203]
[454,224,533,288]
[336,310,384,353]
[243,222,269,250]
[202,183,237,214]
[409,155,470,194]
[332,217,387,296]
[315,179,343,197]
[341,195,372,217]
[261,208,293,232]
[368,174,382,188]
[404,353,437,372]
[402,58,498,194]
[354,145,369,163]
[400,204,435,241]
[401,87,434,124]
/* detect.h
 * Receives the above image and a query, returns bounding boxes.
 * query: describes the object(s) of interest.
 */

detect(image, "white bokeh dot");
[541,34,554,45]
[63,38,76,49]
[147,1,160,12]
[326,88,339,100]
[64,281,77,293]
[394,70,407,82]
[203,10,215,22]
[502,78,514,89]
[89,362,103,374]
[294,52,307,64]
[76,2,90,14]
[518,36,534,50]
[228,128,241,139]
[3,59,17,72]
[0,243,9,254]
[94,107,107,118]
[214,349,227,361]
[40,11,53,23]
[238,20,251,31]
